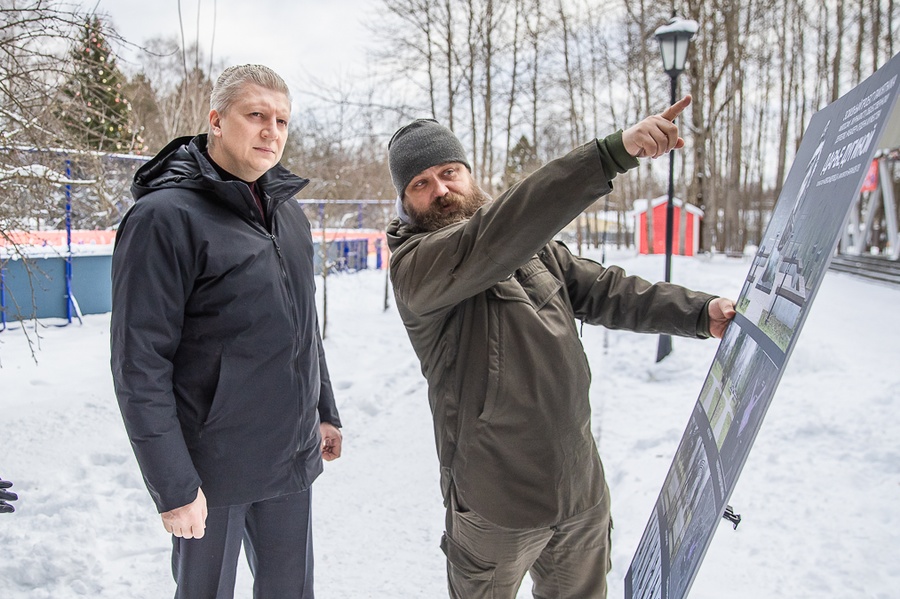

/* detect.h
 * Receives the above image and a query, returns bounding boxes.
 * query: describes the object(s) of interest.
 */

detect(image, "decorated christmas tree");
[60,16,140,153]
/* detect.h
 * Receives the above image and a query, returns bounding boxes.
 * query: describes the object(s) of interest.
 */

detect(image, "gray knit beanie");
[388,119,471,201]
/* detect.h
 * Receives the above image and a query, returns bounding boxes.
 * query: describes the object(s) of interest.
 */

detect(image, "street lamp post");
[654,15,698,362]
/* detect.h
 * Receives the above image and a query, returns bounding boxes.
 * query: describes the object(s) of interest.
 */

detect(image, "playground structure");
[839,150,900,260]
[630,196,704,257]
[0,229,383,327]
[0,148,146,328]
[310,228,388,272]
[0,165,392,327]
[1,198,391,329]
[5,155,897,328]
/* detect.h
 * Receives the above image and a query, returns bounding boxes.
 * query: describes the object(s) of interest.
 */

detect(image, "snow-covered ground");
[1,249,898,598]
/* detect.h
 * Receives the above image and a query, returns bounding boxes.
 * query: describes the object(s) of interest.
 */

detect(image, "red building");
[631,196,704,256]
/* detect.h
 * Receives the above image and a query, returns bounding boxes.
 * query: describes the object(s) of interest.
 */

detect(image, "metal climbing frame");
[840,151,900,260]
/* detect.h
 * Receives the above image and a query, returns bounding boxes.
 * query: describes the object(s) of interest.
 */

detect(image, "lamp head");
[654,17,699,77]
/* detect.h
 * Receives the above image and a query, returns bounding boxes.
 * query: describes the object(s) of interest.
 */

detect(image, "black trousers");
[172,488,314,599]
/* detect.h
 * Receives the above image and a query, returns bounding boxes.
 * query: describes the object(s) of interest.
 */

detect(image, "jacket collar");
[131,134,309,216]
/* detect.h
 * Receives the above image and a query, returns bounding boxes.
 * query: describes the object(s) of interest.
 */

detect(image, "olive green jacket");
[387,132,715,528]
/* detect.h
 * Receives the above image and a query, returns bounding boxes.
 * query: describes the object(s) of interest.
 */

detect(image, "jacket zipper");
[268,232,302,363]
[249,188,301,361]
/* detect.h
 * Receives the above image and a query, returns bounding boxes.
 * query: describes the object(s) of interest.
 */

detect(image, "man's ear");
[209,109,222,137]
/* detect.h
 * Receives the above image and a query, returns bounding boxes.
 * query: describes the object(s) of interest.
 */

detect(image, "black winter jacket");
[111,134,340,513]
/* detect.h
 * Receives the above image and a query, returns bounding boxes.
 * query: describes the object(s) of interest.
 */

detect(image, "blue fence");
[0,254,112,325]
[313,239,369,274]
[1,238,372,326]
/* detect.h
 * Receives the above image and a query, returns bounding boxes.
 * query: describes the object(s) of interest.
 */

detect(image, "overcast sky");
[92,0,376,93]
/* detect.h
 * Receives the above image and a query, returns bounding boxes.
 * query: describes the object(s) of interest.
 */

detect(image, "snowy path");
[1,251,898,598]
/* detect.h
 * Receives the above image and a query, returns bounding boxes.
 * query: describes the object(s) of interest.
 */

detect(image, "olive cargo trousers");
[442,485,612,599]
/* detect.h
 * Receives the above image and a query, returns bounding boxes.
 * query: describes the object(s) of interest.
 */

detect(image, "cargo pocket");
[441,532,496,596]
[517,262,562,311]
[479,300,503,423]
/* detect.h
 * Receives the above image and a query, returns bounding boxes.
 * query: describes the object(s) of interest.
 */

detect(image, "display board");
[625,51,900,599]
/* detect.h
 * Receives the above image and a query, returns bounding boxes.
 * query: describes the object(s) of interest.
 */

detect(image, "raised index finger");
[660,95,692,122]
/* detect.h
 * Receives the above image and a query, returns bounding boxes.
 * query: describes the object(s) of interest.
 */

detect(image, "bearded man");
[385,98,735,599]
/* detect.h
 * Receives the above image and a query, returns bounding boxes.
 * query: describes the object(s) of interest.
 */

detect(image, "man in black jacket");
[111,64,341,598]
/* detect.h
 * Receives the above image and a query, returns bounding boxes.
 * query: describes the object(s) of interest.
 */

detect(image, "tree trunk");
[482,0,495,191]
[559,0,581,148]
[504,0,522,188]
[444,0,456,129]
[466,0,479,182]
[832,0,845,102]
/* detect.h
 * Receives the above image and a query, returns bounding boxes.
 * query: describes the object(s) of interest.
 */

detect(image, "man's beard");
[404,186,491,233]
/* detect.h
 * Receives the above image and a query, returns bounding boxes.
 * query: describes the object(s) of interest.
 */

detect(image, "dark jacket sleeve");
[390,132,637,317]
[545,241,716,338]
[110,197,202,513]
[315,326,341,427]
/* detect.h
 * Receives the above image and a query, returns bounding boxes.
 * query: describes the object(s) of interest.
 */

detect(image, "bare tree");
[0,1,133,347]
[558,0,582,148]
[0,4,146,231]
[124,37,217,151]
[502,0,524,188]
[832,0,846,103]
[359,0,900,255]
[282,83,396,336]
[526,0,544,157]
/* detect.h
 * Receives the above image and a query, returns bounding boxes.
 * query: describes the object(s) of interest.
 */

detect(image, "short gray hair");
[209,64,291,116]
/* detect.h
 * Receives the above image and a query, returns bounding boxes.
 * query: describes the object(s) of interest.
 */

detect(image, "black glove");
[0,478,17,513]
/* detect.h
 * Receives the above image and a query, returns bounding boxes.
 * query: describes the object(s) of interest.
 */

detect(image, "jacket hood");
[386,217,416,253]
[386,214,474,253]
[131,134,309,204]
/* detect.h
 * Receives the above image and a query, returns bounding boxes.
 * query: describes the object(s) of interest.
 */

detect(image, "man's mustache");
[435,192,464,208]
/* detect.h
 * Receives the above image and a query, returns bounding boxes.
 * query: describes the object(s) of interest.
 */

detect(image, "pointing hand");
[623,95,692,159]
